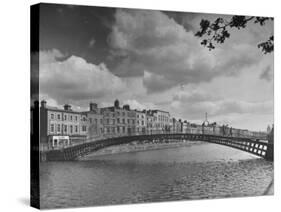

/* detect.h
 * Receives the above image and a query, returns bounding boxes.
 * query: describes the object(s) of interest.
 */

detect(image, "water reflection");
[40,142,273,209]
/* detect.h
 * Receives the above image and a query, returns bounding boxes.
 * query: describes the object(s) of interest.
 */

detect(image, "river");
[40,142,273,209]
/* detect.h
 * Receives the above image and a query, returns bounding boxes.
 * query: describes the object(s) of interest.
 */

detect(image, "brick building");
[135,110,146,135]
[149,110,170,133]
[40,100,87,150]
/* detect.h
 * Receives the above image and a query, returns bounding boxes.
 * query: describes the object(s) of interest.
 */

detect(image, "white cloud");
[123,99,149,110]
[39,49,128,105]
[37,10,273,131]
[107,9,265,93]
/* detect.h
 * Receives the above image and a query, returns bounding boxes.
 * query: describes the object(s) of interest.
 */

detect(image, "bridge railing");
[43,130,269,152]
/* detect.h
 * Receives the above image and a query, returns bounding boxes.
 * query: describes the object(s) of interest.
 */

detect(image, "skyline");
[38,98,270,133]
[37,3,274,131]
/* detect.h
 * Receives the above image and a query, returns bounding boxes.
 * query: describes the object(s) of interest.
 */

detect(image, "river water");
[40,142,273,209]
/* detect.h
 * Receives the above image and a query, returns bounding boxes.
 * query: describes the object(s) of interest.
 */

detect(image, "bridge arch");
[44,133,273,162]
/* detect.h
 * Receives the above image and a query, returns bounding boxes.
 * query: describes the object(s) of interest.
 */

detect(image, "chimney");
[89,102,98,111]
[64,104,71,111]
[123,104,130,110]
[114,99,120,108]
[40,100,46,108]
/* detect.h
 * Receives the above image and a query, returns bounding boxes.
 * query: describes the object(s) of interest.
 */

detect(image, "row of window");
[50,123,87,133]
[136,120,145,126]
[155,123,170,128]
[104,126,126,134]
[104,126,141,134]
[49,122,173,135]
[116,111,126,116]
[104,111,127,117]
[50,113,79,122]
[89,118,103,124]
[104,127,155,134]
[103,118,137,125]
[104,111,147,119]
[136,114,145,119]
[49,113,169,129]
[158,115,169,123]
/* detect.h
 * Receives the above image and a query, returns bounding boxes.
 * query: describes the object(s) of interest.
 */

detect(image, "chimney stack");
[123,104,130,110]
[64,104,71,111]
[114,99,120,108]
[40,100,46,108]
[89,102,98,111]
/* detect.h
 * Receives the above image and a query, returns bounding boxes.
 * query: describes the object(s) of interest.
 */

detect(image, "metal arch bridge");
[43,133,273,162]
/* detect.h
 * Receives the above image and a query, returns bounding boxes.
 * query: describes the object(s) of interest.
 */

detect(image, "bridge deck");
[41,133,273,162]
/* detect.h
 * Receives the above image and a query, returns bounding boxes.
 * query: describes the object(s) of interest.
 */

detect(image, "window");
[117,118,120,123]
[70,115,73,121]
[57,124,60,132]
[51,114,54,119]
[75,125,78,133]
[122,119,125,124]
[75,116,78,121]
[89,118,92,123]
[82,125,87,132]
[64,114,67,121]
[64,125,67,133]
[70,125,73,134]
[123,126,125,133]
[50,124,54,132]
[57,114,60,120]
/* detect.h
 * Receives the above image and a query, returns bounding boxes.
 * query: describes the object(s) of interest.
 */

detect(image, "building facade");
[83,102,104,141]
[101,100,137,137]
[40,101,87,150]
[39,99,268,151]
[135,110,146,135]
[125,105,136,135]
[170,118,182,133]
[145,111,155,134]
[149,110,170,133]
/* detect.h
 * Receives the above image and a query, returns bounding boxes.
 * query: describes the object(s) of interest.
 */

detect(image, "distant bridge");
[42,133,273,162]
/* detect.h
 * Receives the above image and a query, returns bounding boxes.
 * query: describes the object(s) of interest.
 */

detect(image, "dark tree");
[195,16,273,54]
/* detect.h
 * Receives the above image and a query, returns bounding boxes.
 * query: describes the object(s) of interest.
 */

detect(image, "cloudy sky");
[37,3,274,131]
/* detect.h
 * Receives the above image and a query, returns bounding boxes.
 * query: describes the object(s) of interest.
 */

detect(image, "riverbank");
[80,140,204,160]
